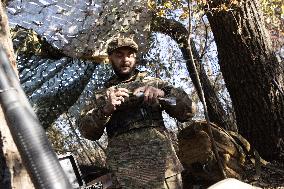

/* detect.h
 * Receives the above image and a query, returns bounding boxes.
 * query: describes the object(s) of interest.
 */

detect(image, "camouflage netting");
[7,0,152,60]
[178,121,249,187]
[7,0,157,126]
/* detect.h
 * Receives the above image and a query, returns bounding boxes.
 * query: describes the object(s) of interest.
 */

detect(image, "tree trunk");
[0,2,34,188]
[151,17,236,131]
[206,0,284,161]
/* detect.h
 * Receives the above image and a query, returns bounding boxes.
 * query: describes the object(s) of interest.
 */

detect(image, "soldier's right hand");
[102,87,129,116]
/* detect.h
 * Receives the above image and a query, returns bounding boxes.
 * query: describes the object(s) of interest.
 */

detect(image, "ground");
[245,161,284,189]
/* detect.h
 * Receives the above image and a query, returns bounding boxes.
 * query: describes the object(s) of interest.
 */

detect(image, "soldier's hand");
[133,86,164,104]
[103,87,129,115]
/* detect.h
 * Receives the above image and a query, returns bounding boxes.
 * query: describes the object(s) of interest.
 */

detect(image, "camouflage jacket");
[78,70,195,141]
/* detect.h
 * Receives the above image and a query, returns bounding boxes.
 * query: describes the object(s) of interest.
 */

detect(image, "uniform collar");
[105,69,147,88]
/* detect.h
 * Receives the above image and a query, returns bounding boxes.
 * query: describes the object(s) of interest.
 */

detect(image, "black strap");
[106,106,163,138]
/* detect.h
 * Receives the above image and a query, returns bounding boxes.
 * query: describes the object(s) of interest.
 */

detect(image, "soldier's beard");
[111,62,136,80]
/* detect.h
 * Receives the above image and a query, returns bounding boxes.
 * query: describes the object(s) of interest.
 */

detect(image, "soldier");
[78,37,196,189]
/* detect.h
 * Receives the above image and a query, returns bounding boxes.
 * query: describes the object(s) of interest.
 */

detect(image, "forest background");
[0,0,283,188]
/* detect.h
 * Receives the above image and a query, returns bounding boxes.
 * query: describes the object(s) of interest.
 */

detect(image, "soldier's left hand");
[133,86,165,104]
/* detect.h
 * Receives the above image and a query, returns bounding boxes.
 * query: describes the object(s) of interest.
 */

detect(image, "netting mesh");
[8,0,151,59]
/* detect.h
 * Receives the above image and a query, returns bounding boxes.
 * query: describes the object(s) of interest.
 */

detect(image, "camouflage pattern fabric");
[78,70,195,188]
[107,37,138,55]
[106,127,183,189]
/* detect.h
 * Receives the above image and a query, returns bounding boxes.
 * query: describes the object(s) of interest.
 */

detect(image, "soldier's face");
[109,47,137,78]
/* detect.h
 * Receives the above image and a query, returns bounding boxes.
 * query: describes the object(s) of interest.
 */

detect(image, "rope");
[187,0,227,179]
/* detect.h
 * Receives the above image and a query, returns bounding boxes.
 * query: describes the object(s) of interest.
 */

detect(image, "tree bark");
[151,17,236,131]
[0,2,34,188]
[206,0,284,161]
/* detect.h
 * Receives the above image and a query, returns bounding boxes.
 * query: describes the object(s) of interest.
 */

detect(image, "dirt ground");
[244,161,284,189]
[182,161,284,189]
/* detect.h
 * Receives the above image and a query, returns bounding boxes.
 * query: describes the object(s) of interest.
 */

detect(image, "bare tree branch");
[151,16,236,131]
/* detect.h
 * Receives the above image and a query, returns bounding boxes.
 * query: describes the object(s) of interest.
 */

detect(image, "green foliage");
[46,125,68,154]
[11,26,64,59]
[148,0,283,54]
[260,0,283,50]
[148,0,185,18]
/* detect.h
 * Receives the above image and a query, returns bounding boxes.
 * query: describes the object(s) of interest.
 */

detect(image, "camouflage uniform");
[79,70,195,189]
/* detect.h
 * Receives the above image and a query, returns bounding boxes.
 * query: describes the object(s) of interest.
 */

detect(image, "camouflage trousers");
[106,127,183,189]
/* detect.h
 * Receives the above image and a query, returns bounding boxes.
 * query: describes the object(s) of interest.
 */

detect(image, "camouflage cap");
[107,37,138,55]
